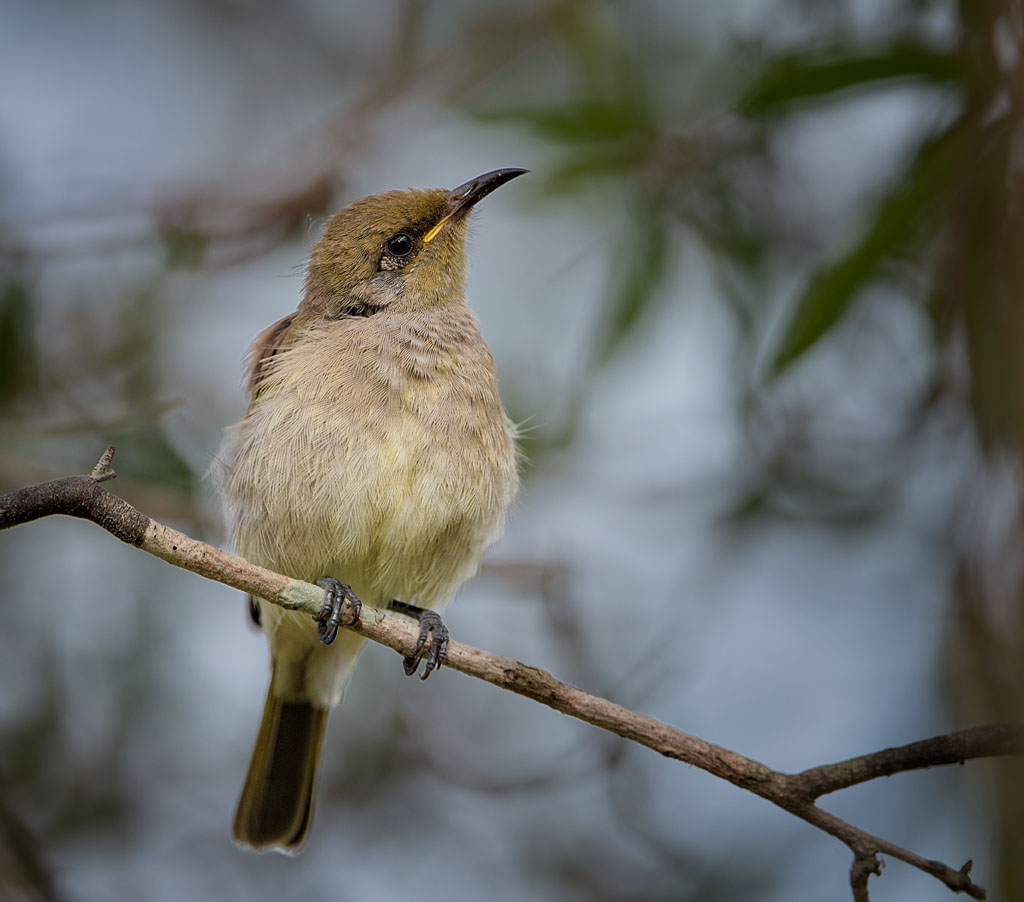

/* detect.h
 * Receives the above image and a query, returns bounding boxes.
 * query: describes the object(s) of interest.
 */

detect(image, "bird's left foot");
[389,600,450,680]
[314,578,362,645]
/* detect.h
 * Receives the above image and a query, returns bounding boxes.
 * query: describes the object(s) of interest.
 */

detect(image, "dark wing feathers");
[244,313,296,400]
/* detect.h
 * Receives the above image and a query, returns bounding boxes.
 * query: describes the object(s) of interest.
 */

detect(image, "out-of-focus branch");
[1,448,1020,901]
[0,794,57,902]
[0,4,556,268]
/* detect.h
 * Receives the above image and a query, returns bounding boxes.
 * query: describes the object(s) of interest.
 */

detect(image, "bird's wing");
[244,313,296,400]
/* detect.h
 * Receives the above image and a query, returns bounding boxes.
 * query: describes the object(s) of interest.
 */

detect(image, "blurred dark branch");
[2,449,1021,901]
[0,793,57,902]
[0,170,338,268]
[0,2,556,269]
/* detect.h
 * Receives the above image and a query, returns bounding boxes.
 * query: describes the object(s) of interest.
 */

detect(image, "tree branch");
[794,724,1024,798]
[1,448,1020,901]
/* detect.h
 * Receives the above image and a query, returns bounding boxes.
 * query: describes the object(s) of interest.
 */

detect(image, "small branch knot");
[89,445,118,483]
[850,852,883,902]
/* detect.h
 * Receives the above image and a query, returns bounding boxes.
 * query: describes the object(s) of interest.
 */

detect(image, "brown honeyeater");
[215,169,525,853]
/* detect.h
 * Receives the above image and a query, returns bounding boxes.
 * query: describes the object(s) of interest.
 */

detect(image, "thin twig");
[1,448,1020,901]
[89,445,117,482]
[793,724,1024,798]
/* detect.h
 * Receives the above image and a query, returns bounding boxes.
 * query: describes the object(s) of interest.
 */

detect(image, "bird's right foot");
[313,578,362,645]
[388,600,450,679]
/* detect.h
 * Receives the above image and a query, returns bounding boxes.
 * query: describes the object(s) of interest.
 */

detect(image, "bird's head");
[302,168,527,317]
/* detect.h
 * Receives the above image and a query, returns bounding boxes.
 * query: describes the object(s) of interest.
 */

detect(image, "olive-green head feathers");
[302,168,527,317]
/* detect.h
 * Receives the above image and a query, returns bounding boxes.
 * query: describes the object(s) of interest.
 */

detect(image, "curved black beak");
[447,168,529,212]
[423,168,529,244]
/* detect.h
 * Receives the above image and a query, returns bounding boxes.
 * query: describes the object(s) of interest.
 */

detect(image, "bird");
[214,169,525,853]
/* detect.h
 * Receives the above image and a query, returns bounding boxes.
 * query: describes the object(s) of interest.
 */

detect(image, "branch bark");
[1,448,1020,900]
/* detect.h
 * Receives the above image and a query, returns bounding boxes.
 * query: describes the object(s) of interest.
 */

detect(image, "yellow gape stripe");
[421,214,452,245]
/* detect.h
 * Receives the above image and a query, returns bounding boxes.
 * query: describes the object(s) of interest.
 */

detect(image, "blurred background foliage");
[2,0,1024,900]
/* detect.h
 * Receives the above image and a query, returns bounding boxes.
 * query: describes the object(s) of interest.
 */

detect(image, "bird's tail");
[233,684,329,854]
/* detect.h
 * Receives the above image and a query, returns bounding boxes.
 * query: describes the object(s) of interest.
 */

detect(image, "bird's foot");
[389,600,450,680]
[313,578,362,645]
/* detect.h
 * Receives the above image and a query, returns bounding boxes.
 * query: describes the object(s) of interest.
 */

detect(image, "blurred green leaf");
[741,42,960,116]
[109,428,195,493]
[0,280,38,412]
[161,226,207,269]
[771,123,962,375]
[594,196,670,365]
[545,142,653,189]
[474,4,658,196]
[475,96,660,194]
[476,98,655,144]
[684,164,772,332]
[536,194,672,452]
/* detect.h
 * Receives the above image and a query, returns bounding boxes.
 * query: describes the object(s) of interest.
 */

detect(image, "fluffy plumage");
[215,173,522,852]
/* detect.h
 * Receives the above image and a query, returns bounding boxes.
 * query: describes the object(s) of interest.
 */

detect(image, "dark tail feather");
[233,688,329,853]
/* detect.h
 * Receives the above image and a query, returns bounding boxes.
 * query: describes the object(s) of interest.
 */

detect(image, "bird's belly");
[251,426,499,707]
[349,414,510,606]
[230,400,512,611]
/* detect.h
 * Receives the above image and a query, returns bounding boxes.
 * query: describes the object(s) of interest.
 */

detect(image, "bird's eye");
[385,233,414,256]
